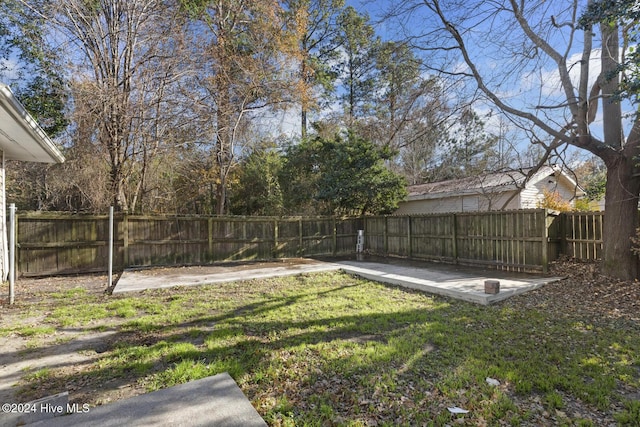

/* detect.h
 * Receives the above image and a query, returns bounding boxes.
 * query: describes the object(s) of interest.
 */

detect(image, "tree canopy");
[282,131,407,215]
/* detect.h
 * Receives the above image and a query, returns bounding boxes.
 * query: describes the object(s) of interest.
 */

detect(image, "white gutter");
[407,184,521,201]
[0,83,65,164]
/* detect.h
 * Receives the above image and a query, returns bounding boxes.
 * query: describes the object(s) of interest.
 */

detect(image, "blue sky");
[339,0,637,167]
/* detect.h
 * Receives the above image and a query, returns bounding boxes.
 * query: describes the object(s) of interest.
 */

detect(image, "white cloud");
[0,58,20,82]
[536,49,602,97]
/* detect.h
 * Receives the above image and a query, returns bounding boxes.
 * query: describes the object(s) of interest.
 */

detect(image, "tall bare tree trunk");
[597,22,640,278]
[215,78,231,215]
[602,158,640,279]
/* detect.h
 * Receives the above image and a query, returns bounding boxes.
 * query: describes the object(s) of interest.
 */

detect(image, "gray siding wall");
[396,190,520,214]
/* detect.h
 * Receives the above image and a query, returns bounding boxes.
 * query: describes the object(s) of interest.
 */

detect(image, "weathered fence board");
[409,215,455,262]
[561,212,604,261]
[18,215,112,276]
[365,210,551,272]
[15,214,363,276]
[14,210,609,277]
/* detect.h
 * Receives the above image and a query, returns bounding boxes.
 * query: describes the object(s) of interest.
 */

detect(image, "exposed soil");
[0,272,127,408]
[0,257,638,426]
[0,259,320,408]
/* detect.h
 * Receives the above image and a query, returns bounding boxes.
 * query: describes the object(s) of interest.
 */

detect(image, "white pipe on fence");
[9,203,15,305]
[356,229,364,260]
[356,229,364,253]
[108,206,114,288]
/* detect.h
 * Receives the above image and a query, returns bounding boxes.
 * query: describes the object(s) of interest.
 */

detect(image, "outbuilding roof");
[407,165,584,201]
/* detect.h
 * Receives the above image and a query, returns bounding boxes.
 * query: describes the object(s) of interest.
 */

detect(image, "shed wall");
[396,190,520,214]
[520,178,578,209]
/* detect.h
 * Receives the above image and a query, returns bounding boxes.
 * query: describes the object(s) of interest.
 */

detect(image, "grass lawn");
[2,269,639,426]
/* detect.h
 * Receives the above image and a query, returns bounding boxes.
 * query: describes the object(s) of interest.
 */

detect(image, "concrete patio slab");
[113,262,342,293]
[334,260,562,305]
[113,257,561,305]
[25,373,266,427]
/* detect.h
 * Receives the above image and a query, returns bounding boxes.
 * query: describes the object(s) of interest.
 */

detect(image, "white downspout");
[1,150,6,282]
[8,203,14,305]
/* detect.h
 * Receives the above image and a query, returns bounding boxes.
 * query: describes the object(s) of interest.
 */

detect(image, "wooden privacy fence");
[557,211,604,261]
[14,210,608,277]
[365,210,556,272]
[16,214,363,276]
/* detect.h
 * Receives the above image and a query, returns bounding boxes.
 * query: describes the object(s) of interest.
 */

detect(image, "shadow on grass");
[8,273,640,425]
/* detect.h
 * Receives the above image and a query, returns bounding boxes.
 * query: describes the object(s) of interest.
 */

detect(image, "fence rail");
[14,210,607,277]
[364,210,554,272]
[16,214,363,276]
[559,212,604,261]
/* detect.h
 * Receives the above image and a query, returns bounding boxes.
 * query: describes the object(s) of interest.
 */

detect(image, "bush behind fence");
[14,209,605,277]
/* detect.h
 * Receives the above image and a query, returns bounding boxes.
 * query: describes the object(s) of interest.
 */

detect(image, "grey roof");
[407,166,583,200]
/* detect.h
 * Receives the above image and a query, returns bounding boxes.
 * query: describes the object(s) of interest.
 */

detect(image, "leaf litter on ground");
[0,257,639,426]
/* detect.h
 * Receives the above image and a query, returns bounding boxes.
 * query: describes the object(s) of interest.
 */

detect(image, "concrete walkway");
[114,257,562,305]
[23,373,266,427]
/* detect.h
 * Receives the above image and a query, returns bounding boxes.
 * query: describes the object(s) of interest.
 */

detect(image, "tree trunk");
[598,22,640,279]
[601,158,640,279]
[107,137,128,212]
[301,108,307,139]
[216,177,227,215]
[301,51,308,139]
[215,92,230,215]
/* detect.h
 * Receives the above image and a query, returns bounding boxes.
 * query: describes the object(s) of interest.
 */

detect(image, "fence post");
[208,217,214,262]
[558,212,566,257]
[452,213,458,263]
[407,216,412,258]
[541,209,549,273]
[383,216,388,255]
[242,217,247,241]
[332,217,337,256]
[361,216,368,254]
[122,213,129,268]
[8,203,15,305]
[298,218,303,256]
[273,219,279,258]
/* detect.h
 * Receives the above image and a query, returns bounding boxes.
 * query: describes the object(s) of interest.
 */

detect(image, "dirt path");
[0,274,111,406]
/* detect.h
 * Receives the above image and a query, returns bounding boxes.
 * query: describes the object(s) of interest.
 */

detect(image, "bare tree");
[387,0,640,280]
[19,0,186,212]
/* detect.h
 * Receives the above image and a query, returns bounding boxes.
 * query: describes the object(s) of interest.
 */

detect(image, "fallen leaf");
[447,406,469,414]
[485,377,500,386]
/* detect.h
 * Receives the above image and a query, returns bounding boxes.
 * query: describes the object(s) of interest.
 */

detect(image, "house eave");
[0,83,65,164]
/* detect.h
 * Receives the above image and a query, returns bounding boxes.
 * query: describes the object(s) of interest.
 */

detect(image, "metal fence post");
[8,203,15,305]
[108,206,114,288]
